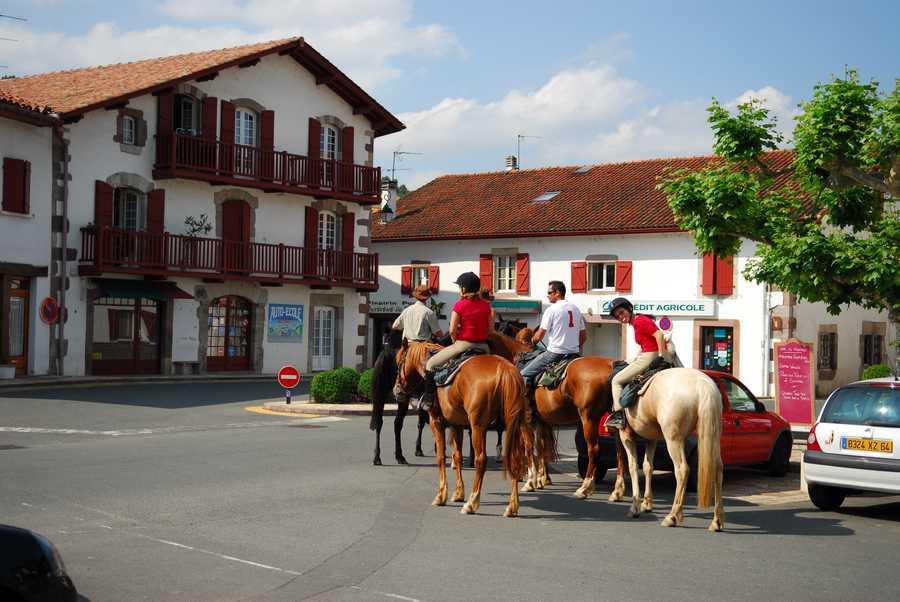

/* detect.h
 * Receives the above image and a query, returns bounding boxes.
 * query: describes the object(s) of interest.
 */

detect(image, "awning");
[491,299,542,314]
[92,278,194,300]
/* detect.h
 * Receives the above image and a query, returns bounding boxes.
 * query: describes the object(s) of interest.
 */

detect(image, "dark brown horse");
[378,337,554,516]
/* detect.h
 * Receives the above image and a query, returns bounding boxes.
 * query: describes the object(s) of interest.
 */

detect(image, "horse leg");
[520,425,537,492]
[415,408,427,457]
[618,429,643,518]
[662,438,687,527]
[534,425,549,489]
[495,423,504,464]
[428,413,448,507]
[574,417,599,499]
[450,425,466,503]
[373,420,382,466]
[394,399,409,464]
[467,427,475,468]
[641,440,657,513]
[608,430,627,502]
[462,425,488,514]
[710,454,725,532]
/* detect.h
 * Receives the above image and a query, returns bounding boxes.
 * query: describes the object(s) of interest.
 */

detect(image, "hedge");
[357,368,374,400]
[861,363,892,380]
[311,367,361,403]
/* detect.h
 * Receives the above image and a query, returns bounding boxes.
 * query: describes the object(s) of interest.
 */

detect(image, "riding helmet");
[608,296,633,316]
[454,271,481,293]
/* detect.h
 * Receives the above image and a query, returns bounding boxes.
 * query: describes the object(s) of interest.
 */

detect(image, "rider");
[604,297,670,429]
[520,280,586,398]
[391,284,445,405]
[420,272,492,411]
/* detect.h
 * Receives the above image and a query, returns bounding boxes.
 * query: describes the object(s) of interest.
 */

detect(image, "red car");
[577,370,793,483]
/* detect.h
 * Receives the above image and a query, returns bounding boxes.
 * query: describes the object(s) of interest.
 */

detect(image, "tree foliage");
[660,70,899,316]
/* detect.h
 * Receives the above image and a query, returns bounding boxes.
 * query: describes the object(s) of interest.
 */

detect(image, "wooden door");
[7,277,29,376]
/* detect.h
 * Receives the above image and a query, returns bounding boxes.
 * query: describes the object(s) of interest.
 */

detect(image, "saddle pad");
[434,349,487,387]
[537,354,581,389]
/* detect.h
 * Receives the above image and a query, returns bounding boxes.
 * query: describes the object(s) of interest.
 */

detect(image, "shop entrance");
[91,296,162,375]
[206,296,252,371]
[7,277,30,376]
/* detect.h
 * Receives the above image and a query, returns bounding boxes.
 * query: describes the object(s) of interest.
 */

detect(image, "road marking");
[351,586,424,602]
[130,533,302,576]
[0,416,346,437]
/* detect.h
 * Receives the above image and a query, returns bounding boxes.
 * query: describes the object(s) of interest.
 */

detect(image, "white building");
[0,37,403,377]
[370,155,895,397]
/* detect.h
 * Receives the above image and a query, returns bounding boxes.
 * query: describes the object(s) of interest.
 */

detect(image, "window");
[176,95,200,134]
[412,266,429,288]
[532,191,561,203]
[234,108,257,147]
[318,211,337,250]
[720,378,758,412]
[588,261,616,291]
[113,188,145,231]
[320,125,340,160]
[818,332,837,371]
[494,255,515,292]
[108,308,134,341]
[863,334,884,366]
[122,116,136,145]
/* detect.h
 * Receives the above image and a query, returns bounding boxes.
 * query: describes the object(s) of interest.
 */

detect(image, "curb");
[262,401,398,417]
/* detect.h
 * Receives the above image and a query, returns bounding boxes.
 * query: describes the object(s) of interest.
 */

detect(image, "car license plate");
[840,437,894,453]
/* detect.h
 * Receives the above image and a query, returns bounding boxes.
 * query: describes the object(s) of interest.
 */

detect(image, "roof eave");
[371,226,684,243]
[0,103,57,127]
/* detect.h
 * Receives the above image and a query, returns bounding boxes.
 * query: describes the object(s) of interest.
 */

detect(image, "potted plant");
[182,214,212,268]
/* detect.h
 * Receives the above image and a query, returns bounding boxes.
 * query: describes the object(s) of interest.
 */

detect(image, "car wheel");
[687,449,698,491]
[768,434,792,477]
[808,483,846,511]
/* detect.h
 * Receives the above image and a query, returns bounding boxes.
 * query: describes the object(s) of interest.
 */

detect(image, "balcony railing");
[79,226,378,289]
[154,133,381,201]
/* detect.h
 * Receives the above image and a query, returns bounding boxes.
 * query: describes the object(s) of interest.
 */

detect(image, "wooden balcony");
[153,133,381,203]
[79,226,378,290]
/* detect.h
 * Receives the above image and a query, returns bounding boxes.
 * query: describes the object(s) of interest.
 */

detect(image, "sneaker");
[605,409,626,430]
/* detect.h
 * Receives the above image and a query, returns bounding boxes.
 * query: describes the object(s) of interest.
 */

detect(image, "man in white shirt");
[520,280,586,394]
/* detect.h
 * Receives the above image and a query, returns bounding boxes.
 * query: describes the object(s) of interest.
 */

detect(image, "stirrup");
[605,410,626,430]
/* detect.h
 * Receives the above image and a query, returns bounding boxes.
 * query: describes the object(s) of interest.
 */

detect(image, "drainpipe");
[762,283,771,396]
[51,116,69,376]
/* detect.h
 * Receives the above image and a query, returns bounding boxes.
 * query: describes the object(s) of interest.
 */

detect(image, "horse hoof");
[503,508,518,518]
[709,522,724,532]
[415,449,425,457]
[373,457,382,466]
[608,492,624,502]
[396,455,408,465]
[461,503,475,514]
[626,510,641,519]
[452,493,465,503]
[573,489,588,500]
[641,503,653,513]
[432,497,446,507]
[520,483,534,493]
[661,516,677,527]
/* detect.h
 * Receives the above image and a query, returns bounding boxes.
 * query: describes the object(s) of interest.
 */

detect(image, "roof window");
[532,191,562,203]
[573,165,593,174]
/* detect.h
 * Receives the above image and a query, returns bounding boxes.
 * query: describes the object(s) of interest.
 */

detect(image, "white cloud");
[728,85,799,141]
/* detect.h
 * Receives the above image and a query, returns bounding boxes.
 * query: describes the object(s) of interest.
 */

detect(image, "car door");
[719,375,773,464]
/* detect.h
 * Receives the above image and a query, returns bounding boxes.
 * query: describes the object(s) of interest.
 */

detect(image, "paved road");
[1,384,898,601]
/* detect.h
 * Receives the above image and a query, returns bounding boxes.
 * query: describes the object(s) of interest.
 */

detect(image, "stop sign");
[277,365,301,389]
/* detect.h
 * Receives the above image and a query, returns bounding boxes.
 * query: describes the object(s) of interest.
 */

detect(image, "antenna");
[517,134,542,169]
[391,150,423,181]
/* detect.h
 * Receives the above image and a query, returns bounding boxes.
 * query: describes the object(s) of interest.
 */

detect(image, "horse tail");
[499,364,529,480]
[369,346,397,432]
[695,373,723,508]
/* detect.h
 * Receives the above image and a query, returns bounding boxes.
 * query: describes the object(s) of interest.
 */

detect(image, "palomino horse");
[512,328,627,499]
[611,367,725,531]
[376,338,555,516]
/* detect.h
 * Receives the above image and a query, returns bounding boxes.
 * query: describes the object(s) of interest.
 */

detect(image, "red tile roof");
[0,37,403,136]
[372,151,796,242]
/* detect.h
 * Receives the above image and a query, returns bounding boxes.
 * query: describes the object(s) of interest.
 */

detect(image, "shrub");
[311,368,360,403]
[861,363,892,380]
[357,368,374,400]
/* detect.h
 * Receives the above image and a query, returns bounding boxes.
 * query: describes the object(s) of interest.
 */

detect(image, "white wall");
[0,116,53,374]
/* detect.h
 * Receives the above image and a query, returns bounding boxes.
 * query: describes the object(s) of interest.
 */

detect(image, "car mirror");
[754,401,766,413]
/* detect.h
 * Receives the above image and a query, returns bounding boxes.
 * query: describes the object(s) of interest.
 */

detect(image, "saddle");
[432,348,488,387]
[537,354,581,389]
[613,356,673,409]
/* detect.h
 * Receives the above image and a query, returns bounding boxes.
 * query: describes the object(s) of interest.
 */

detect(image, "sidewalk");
[263,395,399,416]
[0,372,304,393]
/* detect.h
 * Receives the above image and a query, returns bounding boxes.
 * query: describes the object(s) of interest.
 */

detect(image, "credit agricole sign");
[596,298,715,317]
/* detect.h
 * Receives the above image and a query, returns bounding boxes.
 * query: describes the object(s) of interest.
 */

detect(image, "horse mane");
[488,331,532,362]
[515,328,534,346]
[400,341,442,376]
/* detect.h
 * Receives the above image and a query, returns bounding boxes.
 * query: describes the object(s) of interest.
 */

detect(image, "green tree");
[660,70,899,316]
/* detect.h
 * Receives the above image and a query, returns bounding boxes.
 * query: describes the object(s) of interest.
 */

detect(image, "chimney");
[379,178,398,223]
[505,155,518,171]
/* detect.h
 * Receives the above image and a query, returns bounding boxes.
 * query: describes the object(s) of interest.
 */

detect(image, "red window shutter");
[614,260,633,292]
[401,266,413,296]
[304,206,319,249]
[2,158,29,214]
[308,118,321,161]
[202,96,218,140]
[715,255,734,296]
[108,310,119,341]
[701,253,715,295]
[341,212,355,252]
[479,254,494,293]
[241,201,252,242]
[157,90,174,134]
[428,265,440,294]
[341,126,354,163]
[94,180,114,228]
[261,110,275,151]
[571,261,587,293]
[515,253,530,295]
[222,200,243,241]
[146,189,165,234]
[220,101,235,142]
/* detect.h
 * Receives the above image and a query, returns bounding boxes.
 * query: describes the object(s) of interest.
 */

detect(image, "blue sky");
[2,1,897,188]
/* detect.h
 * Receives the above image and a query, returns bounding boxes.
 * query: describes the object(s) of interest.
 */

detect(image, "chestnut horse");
[611,368,725,531]
[378,337,555,516]
[513,328,626,499]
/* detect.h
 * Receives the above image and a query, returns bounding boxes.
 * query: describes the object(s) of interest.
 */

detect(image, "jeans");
[520,350,567,388]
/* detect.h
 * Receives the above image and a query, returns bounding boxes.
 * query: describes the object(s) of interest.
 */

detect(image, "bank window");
[589,261,616,291]
[862,334,884,366]
[494,255,515,292]
[412,266,429,288]
[818,332,837,371]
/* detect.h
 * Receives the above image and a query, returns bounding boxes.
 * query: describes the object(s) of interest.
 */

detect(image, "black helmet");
[608,297,633,316]
[454,271,481,293]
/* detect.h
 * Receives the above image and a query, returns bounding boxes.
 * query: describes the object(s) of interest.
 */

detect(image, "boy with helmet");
[420,272,492,411]
[604,297,670,429]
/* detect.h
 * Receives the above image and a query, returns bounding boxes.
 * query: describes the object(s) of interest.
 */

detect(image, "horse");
[610,367,725,531]
[375,336,555,516]
[511,327,627,500]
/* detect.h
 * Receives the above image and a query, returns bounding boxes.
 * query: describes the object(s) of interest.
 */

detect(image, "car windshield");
[821,386,900,427]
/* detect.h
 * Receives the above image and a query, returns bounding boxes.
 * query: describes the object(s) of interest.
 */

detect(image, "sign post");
[277,365,301,405]
[774,339,816,426]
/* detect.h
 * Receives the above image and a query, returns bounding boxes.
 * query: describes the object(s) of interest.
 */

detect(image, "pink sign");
[774,339,815,426]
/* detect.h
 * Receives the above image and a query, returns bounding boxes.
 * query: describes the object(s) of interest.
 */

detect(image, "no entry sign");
[277,365,301,389]
[39,297,60,324]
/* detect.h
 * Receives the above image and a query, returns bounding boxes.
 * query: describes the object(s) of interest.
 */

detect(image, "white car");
[803,377,900,510]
